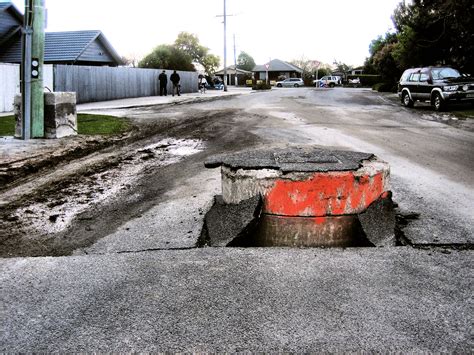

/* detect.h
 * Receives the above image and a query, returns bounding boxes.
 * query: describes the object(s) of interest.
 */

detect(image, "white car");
[275,78,304,87]
[313,76,341,88]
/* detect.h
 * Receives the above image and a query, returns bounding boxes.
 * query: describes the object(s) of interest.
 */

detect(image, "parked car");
[275,78,304,87]
[398,66,474,111]
[313,76,341,88]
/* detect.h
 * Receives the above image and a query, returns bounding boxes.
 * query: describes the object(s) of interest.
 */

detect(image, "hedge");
[346,74,381,87]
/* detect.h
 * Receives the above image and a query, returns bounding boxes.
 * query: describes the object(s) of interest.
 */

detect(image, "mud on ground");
[0,106,263,257]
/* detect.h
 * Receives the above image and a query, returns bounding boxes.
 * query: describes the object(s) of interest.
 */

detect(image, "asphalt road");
[1,87,473,352]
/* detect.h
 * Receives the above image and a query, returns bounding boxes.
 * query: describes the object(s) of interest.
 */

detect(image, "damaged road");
[1,88,473,352]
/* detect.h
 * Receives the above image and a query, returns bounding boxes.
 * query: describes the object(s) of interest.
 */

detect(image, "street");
[1,87,473,351]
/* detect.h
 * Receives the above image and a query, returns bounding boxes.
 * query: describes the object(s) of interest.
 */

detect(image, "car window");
[432,67,460,80]
[420,73,429,81]
[409,73,420,82]
[400,70,412,82]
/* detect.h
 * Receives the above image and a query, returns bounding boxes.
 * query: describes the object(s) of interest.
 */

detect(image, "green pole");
[31,0,45,138]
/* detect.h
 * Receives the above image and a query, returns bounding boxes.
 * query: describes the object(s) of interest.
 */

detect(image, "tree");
[290,57,319,80]
[138,32,220,74]
[364,0,474,88]
[174,32,220,75]
[138,44,195,71]
[364,32,400,83]
[236,51,256,71]
[121,53,140,67]
[391,0,473,73]
[333,60,352,74]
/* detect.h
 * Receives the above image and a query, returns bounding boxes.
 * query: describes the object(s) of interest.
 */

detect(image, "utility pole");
[31,0,45,138]
[21,0,45,139]
[217,1,239,91]
[21,0,33,140]
[233,33,237,86]
[223,0,227,92]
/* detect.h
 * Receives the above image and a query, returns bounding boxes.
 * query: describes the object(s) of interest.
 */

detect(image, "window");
[432,67,460,80]
[420,73,429,81]
[409,73,420,82]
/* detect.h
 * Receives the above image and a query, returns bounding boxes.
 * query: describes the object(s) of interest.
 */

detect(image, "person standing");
[170,70,181,96]
[198,74,208,94]
[158,70,168,96]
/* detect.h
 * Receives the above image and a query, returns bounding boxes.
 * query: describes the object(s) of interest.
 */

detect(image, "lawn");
[0,113,131,136]
[0,115,15,136]
[77,113,131,135]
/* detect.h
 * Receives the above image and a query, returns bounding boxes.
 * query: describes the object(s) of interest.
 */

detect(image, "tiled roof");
[215,65,253,75]
[253,59,303,73]
[0,1,23,40]
[45,31,101,61]
[0,30,122,65]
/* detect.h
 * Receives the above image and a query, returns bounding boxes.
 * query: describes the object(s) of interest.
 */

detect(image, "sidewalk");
[77,86,252,112]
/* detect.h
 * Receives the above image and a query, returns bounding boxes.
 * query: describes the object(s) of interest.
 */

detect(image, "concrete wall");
[0,63,54,112]
[54,65,199,104]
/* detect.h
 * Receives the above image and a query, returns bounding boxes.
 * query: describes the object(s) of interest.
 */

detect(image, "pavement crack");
[116,246,197,254]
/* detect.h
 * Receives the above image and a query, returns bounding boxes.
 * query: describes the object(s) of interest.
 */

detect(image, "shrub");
[252,82,272,90]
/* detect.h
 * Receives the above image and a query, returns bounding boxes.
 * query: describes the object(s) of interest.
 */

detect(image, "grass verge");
[77,113,131,135]
[452,109,474,120]
[0,115,15,136]
[0,113,131,136]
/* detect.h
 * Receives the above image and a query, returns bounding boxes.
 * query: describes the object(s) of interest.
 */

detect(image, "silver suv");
[275,78,304,87]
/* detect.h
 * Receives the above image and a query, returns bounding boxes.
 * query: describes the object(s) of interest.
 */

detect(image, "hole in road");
[227,214,374,248]
[198,193,401,249]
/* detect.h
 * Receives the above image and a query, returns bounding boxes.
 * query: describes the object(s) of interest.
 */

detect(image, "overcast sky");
[7,0,404,68]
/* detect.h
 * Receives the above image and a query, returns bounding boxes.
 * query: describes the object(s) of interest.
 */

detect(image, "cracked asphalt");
[1,87,473,352]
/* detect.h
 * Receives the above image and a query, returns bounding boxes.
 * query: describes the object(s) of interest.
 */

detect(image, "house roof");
[0,30,123,65]
[0,1,23,45]
[215,65,253,75]
[253,58,303,73]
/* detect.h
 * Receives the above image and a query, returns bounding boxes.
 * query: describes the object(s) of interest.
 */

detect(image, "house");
[348,66,364,75]
[252,58,303,82]
[214,65,253,85]
[0,2,122,66]
[0,2,22,44]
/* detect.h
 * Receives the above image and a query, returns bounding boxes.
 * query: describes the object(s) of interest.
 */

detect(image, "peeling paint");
[265,170,385,217]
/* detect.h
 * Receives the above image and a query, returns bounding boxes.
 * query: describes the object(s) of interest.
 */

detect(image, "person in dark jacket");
[170,70,181,96]
[158,70,168,96]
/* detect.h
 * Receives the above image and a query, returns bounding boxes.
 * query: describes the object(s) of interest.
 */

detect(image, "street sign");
[265,63,270,69]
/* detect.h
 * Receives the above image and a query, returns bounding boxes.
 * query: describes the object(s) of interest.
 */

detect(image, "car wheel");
[277,84,282,87]
[431,92,445,111]
[329,83,335,88]
[402,91,414,108]
[294,84,299,87]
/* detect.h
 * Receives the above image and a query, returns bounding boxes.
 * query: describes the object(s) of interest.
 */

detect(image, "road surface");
[1,88,472,352]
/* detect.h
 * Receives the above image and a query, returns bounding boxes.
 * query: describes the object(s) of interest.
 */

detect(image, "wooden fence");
[54,65,199,104]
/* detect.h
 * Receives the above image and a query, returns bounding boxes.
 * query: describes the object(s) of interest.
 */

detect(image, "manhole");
[201,147,395,248]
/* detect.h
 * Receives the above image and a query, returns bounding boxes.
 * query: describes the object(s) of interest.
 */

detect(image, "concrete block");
[221,157,390,216]
[207,147,393,248]
[13,95,22,138]
[44,92,77,138]
[13,92,77,139]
